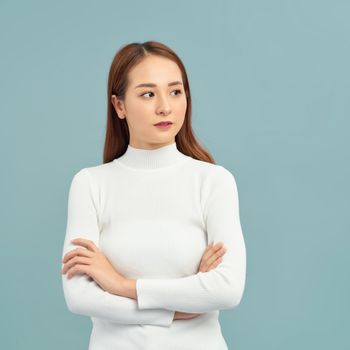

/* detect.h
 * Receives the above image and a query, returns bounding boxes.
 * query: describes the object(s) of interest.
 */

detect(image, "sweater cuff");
[136,279,175,326]
[154,308,175,327]
[136,278,163,310]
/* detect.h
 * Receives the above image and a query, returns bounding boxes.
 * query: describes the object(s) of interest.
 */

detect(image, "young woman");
[61,41,246,350]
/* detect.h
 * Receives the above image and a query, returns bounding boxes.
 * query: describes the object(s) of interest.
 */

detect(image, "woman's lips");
[154,121,173,129]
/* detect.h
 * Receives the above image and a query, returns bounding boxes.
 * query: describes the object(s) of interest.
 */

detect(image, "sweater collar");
[114,141,189,170]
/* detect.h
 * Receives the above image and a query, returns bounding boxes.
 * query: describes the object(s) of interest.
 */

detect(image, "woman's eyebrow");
[134,81,183,89]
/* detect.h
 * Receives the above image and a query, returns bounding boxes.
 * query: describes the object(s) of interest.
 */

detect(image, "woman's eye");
[141,91,154,98]
[140,89,183,98]
[171,89,183,96]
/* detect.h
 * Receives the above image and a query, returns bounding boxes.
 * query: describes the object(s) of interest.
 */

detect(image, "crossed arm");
[61,169,175,327]
[61,167,246,326]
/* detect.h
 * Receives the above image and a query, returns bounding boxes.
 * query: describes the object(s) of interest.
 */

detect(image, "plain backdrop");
[0,0,349,349]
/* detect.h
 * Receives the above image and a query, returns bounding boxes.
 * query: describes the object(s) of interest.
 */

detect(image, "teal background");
[1,0,349,349]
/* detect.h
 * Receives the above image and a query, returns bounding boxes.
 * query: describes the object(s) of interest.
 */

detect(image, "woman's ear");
[111,95,126,120]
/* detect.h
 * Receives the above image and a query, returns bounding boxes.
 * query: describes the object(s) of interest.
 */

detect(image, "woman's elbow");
[226,288,244,309]
[62,279,87,315]
[221,280,245,309]
[63,289,84,314]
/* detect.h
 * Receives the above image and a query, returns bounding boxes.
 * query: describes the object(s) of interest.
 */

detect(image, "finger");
[206,256,224,272]
[62,247,94,263]
[208,257,223,271]
[198,243,225,272]
[201,242,224,265]
[198,251,224,273]
[62,248,81,263]
[202,242,222,259]
[62,256,91,274]
[66,263,91,279]
[200,243,214,260]
[203,246,226,270]
[198,246,220,272]
[71,238,99,253]
[205,242,214,252]
[62,247,92,263]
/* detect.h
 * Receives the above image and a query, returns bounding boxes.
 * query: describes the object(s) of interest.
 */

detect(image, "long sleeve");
[136,166,247,313]
[61,168,175,327]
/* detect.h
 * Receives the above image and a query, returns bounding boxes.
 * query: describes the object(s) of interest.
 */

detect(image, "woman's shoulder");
[70,161,117,187]
[186,156,236,181]
[186,158,239,201]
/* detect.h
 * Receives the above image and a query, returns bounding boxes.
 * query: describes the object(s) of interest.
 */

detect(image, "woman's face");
[111,55,187,149]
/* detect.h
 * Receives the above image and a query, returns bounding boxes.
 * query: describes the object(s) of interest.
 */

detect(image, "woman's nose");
[157,96,171,115]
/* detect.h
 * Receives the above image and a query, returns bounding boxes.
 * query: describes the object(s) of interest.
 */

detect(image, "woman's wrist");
[120,278,137,300]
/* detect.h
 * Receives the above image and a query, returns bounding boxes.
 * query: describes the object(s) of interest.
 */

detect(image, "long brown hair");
[103,40,216,164]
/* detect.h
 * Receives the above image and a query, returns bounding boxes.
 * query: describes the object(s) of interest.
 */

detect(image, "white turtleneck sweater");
[61,142,246,350]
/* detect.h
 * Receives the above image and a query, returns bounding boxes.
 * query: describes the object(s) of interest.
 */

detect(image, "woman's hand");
[61,238,125,295]
[174,242,227,320]
[197,242,226,273]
